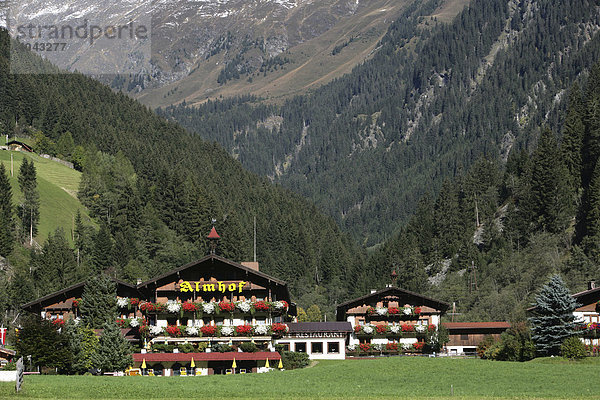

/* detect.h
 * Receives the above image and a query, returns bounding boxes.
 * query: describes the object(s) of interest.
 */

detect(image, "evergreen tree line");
[366,66,600,322]
[0,28,368,324]
[162,0,600,246]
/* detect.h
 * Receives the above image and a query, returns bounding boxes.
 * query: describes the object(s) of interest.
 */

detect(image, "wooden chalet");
[336,285,449,351]
[443,322,511,355]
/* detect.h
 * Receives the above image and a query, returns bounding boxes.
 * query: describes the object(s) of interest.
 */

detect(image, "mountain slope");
[0,29,369,313]
[162,0,600,246]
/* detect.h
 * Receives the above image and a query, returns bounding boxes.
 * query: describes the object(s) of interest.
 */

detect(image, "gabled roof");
[336,286,450,321]
[21,277,138,311]
[137,254,287,288]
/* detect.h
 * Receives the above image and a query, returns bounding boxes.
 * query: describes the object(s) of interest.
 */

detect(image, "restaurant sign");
[290,332,345,338]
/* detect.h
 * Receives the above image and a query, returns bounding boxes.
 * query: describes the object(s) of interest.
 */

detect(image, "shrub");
[178,343,195,353]
[212,344,234,353]
[477,336,496,359]
[281,351,309,369]
[239,342,258,353]
[561,337,586,360]
[2,361,16,371]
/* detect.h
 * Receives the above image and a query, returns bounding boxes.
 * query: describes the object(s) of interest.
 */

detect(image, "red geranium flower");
[279,300,289,310]
[386,343,398,351]
[219,301,235,313]
[414,307,422,315]
[354,325,362,333]
[376,325,388,334]
[253,301,270,312]
[116,318,127,328]
[235,325,253,335]
[359,343,371,352]
[52,319,65,327]
[366,306,375,315]
[401,324,415,332]
[182,302,198,312]
[388,307,400,315]
[72,298,80,308]
[166,325,183,337]
[129,298,140,307]
[201,325,217,336]
[428,324,436,332]
[271,323,289,334]
[413,342,424,351]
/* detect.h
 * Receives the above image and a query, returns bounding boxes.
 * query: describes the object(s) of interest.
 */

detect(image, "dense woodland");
[0,28,368,324]
[1,0,600,329]
[369,67,600,321]
[162,0,600,246]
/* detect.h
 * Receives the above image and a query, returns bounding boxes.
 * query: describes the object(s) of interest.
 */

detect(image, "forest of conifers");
[1,0,600,324]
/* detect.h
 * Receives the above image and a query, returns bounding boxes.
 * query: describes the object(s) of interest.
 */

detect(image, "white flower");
[186,326,199,336]
[376,307,387,316]
[362,325,374,335]
[166,300,181,313]
[237,301,251,313]
[129,318,140,328]
[117,297,129,308]
[221,326,234,336]
[150,326,163,336]
[347,344,356,351]
[73,317,81,326]
[403,307,412,315]
[203,302,215,314]
[254,325,269,335]
[390,324,400,334]
[402,343,412,351]
[415,324,427,333]
[273,301,286,310]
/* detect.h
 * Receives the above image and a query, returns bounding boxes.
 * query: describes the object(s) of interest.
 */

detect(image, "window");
[295,342,306,352]
[311,342,323,354]
[279,343,290,351]
[214,318,224,326]
[460,334,469,341]
[255,318,267,325]
[327,342,340,354]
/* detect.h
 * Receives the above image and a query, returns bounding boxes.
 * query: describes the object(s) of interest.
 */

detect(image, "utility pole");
[468,261,478,293]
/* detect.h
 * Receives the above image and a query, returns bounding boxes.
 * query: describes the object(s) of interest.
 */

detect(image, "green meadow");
[0,150,93,245]
[1,357,599,400]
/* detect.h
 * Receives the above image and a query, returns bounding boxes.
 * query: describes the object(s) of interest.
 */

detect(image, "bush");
[477,336,496,359]
[212,344,234,353]
[152,343,175,353]
[561,337,586,360]
[2,361,16,371]
[239,342,258,353]
[281,351,309,370]
[178,343,195,353]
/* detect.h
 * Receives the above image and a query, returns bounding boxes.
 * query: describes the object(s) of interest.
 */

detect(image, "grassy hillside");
[0,151,92,245]
[1,357,599,399]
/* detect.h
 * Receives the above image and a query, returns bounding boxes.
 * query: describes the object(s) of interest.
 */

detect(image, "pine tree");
[17,158,40,245]
[526,128,573,234]
[34,228,78,295]
[561,84,585,193]
[92,223,113,273]
[65,321,98,374]
[92,321,132,372]
[528,275,580,356]
[79,275,117,329]
[0,163,15,256]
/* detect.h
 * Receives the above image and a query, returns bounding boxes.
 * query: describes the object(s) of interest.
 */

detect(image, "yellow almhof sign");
[179,281,247,293]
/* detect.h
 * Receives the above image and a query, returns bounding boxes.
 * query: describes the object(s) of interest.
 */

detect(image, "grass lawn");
[0,151,93,245]
[0,357,599,400]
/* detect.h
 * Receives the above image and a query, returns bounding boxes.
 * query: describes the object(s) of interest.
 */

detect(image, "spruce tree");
[34,228,78,295]
[0,163,15,256]
[92,223,113,273]
[65,321,98,374]
[92,321,132,372]
[528,275,580,356]
[561,84,585,192]
[526,128,573,233]
[17,158,40,245]
[80,275,117,329]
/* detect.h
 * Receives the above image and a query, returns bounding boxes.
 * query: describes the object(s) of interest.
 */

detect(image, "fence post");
[15,356,24,392]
